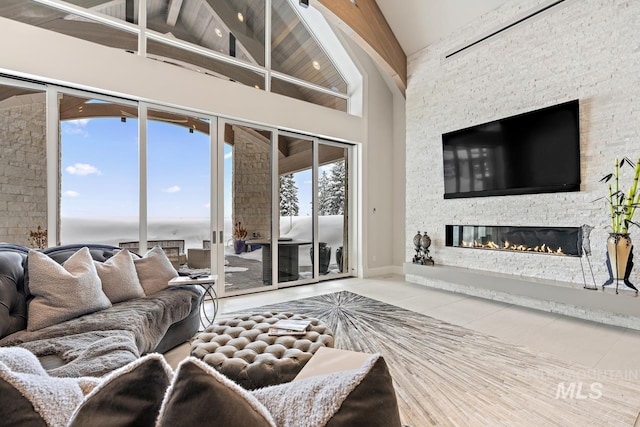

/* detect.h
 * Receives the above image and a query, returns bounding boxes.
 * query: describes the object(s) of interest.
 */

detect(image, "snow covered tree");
[318,160,345,215]
[328,160,345,215]
[279,174,299,216]
[318,170,332,215]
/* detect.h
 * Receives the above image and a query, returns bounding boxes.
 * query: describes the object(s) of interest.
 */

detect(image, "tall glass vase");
[607,233,632,279]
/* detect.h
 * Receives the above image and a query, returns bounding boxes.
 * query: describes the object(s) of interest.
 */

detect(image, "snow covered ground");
[61,215,345,268]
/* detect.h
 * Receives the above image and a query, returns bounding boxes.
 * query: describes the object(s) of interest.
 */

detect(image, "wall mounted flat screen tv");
[442,100,580,199]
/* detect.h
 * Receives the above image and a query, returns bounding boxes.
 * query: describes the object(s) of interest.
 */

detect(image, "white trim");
[145,31,266,75]
[45,87,58,247]
[271,71,349,99]
[138,0,147,56]
[313,137,320,280]
[33,0,140,34]
[215,117,226,296]
[271,128,279,287]
[264,0,272,91]
[292,1,362,115]
[138,104,148,252]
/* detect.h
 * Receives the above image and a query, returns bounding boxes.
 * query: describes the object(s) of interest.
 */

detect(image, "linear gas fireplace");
[445,225,582,257]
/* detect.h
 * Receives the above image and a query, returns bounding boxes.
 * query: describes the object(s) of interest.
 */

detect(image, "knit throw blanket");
[0,286,201,377]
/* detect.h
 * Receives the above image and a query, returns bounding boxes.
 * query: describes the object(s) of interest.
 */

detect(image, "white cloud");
[204,202,211,209]
[63,190,80,197]
[63,119,90,136]
[65,163,102,176]
[224,152,233,159]
[164,185,181,193]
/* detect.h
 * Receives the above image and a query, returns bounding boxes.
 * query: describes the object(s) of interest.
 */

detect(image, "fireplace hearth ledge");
[403,263,640,331]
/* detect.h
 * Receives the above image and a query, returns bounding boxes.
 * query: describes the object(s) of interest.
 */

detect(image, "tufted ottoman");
[190,312,334,389]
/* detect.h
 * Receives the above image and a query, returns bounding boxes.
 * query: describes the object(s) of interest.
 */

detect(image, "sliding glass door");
[5,77,355,297]
[318,141,350,278]
[277,132,316,287]
[216,124,354,296]
[216,120,276,295]
[145,108,211,271]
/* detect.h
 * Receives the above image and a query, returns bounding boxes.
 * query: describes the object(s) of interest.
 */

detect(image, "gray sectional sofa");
[0,244,203,377]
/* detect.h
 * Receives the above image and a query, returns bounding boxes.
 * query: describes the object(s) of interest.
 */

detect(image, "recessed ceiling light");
[312,60,321,70]
[254,84,260,89]
[215,28,223,37]
[237,12,244,22]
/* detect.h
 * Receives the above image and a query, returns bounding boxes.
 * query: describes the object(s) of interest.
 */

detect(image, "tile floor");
[165,274,640,374]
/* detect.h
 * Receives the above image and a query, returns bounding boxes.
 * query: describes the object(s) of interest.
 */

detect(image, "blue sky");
[61,117,318,218]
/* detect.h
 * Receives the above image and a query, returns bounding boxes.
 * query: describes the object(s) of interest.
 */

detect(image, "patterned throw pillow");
[27,247,111,331]
[94,249,145,303]
[133,246,178,295]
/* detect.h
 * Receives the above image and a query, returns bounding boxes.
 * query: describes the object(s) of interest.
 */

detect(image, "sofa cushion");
[156,357,276,427]
[0,347,86,427]
[68,353,173,427]
[0,250,28,338]
[27,247,111,331]
[94,249,145,303]
[133,246,178,295]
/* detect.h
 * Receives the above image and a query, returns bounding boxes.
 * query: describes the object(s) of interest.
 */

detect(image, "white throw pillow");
[133,246,178,295]
[95,249,145,303]
[27,247,112,331]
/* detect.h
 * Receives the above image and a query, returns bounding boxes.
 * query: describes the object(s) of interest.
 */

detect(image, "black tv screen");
[442,100,580,199]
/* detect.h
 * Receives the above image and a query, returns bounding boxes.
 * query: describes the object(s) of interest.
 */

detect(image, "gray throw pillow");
[68,354,173,427]
[27,247,111,331]
[95,249,145,303]
[133,246,178,295]
[156,357,276,427]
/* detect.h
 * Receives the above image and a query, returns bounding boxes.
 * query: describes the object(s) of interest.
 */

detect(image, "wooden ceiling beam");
[166,0,184,27]
[313,0,406,95]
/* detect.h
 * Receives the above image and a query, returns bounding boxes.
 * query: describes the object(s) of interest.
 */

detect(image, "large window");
[0,0,355,112]
[0,74,356,296]
[59,95,139,246]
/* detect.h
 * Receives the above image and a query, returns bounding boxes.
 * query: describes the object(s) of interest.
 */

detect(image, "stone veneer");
[406,0,640,285]
[232,125,271,240]
[0,94,48,246]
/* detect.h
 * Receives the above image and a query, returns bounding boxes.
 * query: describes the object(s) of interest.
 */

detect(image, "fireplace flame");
[461,239,565,255]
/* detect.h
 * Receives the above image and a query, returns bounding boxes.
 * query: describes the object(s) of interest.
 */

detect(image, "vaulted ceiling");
[375,0,510,56]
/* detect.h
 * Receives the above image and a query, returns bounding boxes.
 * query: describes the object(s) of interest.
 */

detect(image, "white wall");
[406,0,640,285]
[0,14,403,276]
[339,34,406,276]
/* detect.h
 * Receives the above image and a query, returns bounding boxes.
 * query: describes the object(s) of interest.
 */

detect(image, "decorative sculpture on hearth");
[412,231,434,266]
[579,224,598,290]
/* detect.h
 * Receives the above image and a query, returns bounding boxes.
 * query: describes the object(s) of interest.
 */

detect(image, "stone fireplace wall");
[406,0,640,284]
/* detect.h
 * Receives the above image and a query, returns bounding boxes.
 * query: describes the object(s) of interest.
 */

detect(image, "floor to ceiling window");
[59,93,140,247]
[0,73,356,295]
[145,108,211,269]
